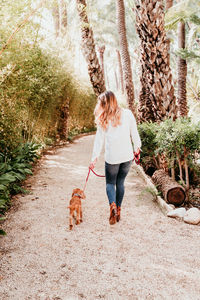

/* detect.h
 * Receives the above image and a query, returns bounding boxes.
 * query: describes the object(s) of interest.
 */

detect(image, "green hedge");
[138,118,200,187]
[0,43,96,154]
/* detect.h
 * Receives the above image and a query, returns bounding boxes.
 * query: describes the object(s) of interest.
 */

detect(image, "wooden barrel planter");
[152,169,186,206]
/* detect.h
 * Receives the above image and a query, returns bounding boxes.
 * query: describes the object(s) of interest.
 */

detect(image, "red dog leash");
[83,167,105,192]
[83,150,141,192]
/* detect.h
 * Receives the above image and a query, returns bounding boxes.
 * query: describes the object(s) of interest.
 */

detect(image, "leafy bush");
[0,142,40,214]
[1,43,96,152]
[156,118,200,158]
[138,118,200,188]
[138,122,159,174]
[138,122,159,156]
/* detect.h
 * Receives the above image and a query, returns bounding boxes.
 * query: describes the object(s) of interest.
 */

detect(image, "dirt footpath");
[0,135,200,300]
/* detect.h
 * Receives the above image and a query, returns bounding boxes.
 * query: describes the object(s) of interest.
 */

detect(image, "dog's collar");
[73,193,82,198]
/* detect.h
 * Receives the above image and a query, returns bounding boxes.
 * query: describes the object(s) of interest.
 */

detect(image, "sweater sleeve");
[129,110,142,151]
[91,125,105,161]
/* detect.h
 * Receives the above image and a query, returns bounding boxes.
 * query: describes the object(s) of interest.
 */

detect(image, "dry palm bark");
[177,21,188,117]
[152,169,186,206]
[60,0,67,36]
[165,0,173,10]
[116,0,135,114]
[116,49,124,94]
[165,0,173,89]
[76,0,105,96]
[135,0,177,122]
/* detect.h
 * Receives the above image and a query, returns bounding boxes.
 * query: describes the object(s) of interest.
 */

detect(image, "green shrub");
[138,118,200,188]
[138,122,159,174]
[0,142,41,213]
[156,118,200,159]
[0,42,96,153]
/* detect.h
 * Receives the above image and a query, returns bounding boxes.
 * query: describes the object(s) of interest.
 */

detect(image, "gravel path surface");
[0,135,200,300]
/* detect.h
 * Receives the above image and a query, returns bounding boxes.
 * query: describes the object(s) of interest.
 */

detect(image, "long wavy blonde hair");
[94,91,122,130]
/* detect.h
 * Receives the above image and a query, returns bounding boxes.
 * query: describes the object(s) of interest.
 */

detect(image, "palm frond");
[165,0,198,30]
[189,14,200,25]
[176,48,200,60]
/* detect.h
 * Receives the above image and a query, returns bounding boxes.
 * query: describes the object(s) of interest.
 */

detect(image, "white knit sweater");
[91,108,142,164]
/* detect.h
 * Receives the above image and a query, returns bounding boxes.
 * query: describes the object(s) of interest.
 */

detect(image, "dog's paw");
[69,225,73,230]
[76,220,80,225]
[80,219,83,223]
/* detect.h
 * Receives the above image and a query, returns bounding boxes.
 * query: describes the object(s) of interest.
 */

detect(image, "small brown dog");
[68,188,86,230]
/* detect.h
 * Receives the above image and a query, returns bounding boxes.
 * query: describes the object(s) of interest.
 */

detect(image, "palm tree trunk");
[165,0,173,10]
[116,0,135,114]
[116,49,124,94]
[177,21,188,117]
[97,45,105,79]
[135,0,177,122]
[52,1,60,38]
[60,0,67,36]
[76,0,105,96]
[137,66,154,123]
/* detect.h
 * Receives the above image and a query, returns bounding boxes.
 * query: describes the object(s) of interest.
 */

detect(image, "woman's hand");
[134,148,141,165]
[89,158,97,170]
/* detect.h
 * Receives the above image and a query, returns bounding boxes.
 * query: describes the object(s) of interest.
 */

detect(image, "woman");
[89,91,141,225]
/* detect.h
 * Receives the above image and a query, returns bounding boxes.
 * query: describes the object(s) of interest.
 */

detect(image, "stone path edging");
[134,164,173,215]
[135,164,200,226]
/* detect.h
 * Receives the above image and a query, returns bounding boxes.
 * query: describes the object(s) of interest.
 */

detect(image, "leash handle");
[133,149,141,165]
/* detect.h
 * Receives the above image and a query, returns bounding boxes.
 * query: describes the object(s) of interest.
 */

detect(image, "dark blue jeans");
[105,160,132,207]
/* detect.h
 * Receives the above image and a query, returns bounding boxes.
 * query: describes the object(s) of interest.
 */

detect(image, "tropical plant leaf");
[164,0,198,30]
[23,168,33,175]
[176,49,200,60]
[0,184,7,191]
[0,173,16,184]
[0,229,6,236]
[190,14,200,25]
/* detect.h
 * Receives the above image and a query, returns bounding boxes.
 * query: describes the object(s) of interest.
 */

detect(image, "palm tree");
[166,0,173,10]
[164,0,200,116]
[76,0,105,96]
[135,0,177,122]
[177,21,188,117]
[97,45,105,80]
[116,0,135,114]
[165,0,173,63]
[116,49,124,94]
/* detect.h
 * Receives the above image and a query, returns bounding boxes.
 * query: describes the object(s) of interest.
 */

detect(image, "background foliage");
[0,0,96,230]
[138,119,200,186]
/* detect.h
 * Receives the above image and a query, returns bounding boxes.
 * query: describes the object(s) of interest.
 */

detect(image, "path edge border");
[134,164,174,215]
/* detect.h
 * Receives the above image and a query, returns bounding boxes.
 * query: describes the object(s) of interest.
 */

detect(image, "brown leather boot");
[109,202,117,225]
[117,206,121,222]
